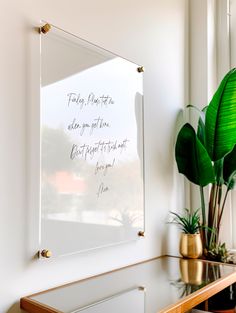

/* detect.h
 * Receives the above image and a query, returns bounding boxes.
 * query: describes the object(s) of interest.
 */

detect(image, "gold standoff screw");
[41,249,52,258]
[138,231,145,237]
[40,23,51,34]
[137,66,145,73]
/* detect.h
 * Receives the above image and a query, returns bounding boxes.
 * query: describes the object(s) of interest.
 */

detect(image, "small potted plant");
[170,209,203,259]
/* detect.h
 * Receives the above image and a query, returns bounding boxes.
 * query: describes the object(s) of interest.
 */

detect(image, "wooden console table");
[20,256,236,313]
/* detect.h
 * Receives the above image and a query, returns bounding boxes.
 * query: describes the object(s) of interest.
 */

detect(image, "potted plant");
[175,68,236,261]
[170,209,203,259]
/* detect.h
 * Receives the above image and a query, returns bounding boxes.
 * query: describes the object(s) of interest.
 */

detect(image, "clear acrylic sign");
[40,24,144,257]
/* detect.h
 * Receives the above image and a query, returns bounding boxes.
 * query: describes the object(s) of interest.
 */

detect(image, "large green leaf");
[185,104,207,146]
[197,106,208,146]
[223,144,236,189]
[175,123,215,186]
[205,68,236,161]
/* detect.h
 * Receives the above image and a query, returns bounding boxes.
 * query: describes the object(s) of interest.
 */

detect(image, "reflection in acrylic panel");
[75,288,145,313]
[40,25,144,256]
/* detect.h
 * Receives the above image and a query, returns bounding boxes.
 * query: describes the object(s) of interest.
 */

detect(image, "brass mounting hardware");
[40,23,51,34]
[138,286,146,291]
[41,249,52,258]
[137,66,145,73]
[138,231,145,237]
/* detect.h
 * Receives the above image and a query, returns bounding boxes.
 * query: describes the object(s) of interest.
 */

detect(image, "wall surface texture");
[0,0,188,312]
[226,0,236,249]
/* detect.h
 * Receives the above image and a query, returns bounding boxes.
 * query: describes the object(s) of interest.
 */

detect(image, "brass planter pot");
[179,233,203,259]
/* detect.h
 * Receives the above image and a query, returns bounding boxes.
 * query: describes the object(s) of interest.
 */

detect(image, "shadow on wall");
[6,302,22,313]
[165,109,185,256]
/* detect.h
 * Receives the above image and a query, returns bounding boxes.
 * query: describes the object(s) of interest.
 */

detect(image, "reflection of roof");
[48,171,85,194]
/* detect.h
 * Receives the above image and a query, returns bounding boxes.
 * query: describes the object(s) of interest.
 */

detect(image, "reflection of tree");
[41,126,91,216]
[41,126,143,223]
[42,126,93,176]
[42,127,74,174]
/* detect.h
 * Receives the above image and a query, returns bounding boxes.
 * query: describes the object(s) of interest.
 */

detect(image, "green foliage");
[175,124,215,187]
[169,209,201,234]
[205,68,236,161]
[205,243,229,263]
[175,68,236,255]
[223,145,236,190]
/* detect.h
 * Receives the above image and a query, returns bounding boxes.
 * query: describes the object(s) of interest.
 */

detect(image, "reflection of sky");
[41,57,143,164]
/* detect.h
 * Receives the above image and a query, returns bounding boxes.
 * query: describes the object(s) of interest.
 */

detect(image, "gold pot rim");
[181,233,200,236]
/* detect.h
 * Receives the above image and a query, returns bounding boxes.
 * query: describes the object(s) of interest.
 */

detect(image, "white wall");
[0,0,188,312]
[230,0,236,67]
[226,0,236,250]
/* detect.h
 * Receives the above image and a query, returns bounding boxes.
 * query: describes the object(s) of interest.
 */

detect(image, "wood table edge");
[20,297,63,313]
[158,269,236,313]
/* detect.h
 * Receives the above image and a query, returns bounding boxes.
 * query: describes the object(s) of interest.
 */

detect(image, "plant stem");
[208,184,216,229]
[218,188,230,229]
[213,158,224,244]
[200,185,207,245]
[216,184,222,242]
[209,184,219,247]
